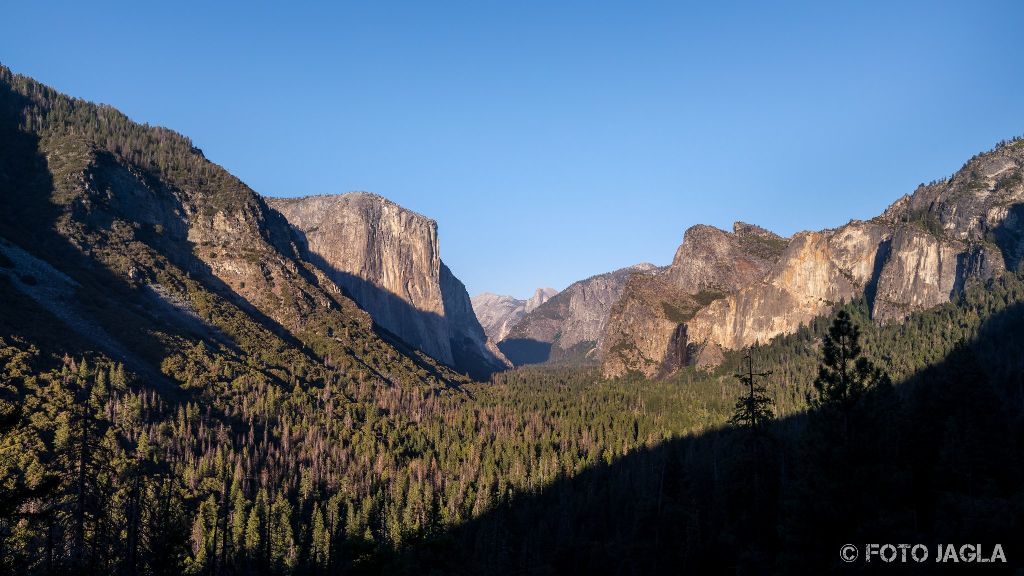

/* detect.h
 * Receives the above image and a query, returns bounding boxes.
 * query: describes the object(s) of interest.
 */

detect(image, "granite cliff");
[267,193,509,379]
[601,223,787,378]
[0,65,468,394]
[601,139,1024,378]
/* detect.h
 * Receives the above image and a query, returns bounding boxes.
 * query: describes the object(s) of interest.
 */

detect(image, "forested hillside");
[3,262,1023,574]
[383,270,1024,574]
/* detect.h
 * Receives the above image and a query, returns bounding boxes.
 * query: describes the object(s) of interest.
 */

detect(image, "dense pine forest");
[3,269,1023,574]
[1,65,1023,575]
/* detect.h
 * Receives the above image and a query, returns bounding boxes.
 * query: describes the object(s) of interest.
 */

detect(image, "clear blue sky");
[3,1,1023,298]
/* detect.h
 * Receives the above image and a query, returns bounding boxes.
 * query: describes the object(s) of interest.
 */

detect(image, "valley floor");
[3,273,1024,574]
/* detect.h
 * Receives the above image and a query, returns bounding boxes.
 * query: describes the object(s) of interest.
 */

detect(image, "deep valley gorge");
[1,61,1022,576]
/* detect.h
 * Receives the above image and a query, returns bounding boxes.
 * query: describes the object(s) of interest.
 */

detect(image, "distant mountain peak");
[498,264,660,367]
[472,287,559,344]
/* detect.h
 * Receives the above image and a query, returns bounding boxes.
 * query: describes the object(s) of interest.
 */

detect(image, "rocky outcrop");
[871,227,1003,322]
[601,223,787,378]
[599,272,697,378]
[267,193,509,378]
[689,140,1024,353]
[668,223,787,293]
[684,220,1005,351]
[870,140,1022,321]
[602,139,1024,377]
[500,264,658,365]
[471,287,557,343]
[684,221,890,351]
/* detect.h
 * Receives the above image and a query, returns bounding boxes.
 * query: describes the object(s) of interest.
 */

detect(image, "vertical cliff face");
[692,142,1024,352]
[684,221,1005,353]
[0,65,480,395]
[471,287,557,343]
[439,262,512,377]
[869,141,1021,322]
[684,222,889,352]
[267,193,508,379]
[871,227,1004,322]
[601,140,1024,378]
[599,272,697,378]
[499,264,658,366]
[267,193,448,359]
[604,140,1024,377]
[601,223,786,378]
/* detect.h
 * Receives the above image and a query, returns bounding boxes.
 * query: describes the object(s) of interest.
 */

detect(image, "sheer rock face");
[602,141,1024,376]
[440,263,513,376]
[684,222,889,352]
[869,141,1022,321]
[871,227,1004,322]
[471,287,557,343]
[267,193,509,379]
[685,219,1005,353]
[500,264,658,365]
[599,272,696,378]
[601,223,786,378]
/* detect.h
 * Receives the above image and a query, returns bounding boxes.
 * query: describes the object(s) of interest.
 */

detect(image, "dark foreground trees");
[730,353,775,431]
[385,293,1023,575]
[778,311,901,572]
[3,276,1024,574]
[807,309,892,416]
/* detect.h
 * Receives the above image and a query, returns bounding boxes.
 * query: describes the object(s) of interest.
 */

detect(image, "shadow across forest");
[376,302,1024,575]
[0,81,318,393]
[0,84,183,386]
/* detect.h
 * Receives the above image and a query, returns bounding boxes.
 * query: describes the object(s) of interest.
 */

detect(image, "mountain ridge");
[0,63,466,391]
[601,137,1024,378]
[471,287,557,343]
[498,263,659,366]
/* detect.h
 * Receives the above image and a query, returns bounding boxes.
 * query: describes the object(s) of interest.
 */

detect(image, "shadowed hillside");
[379,292,1024,575]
